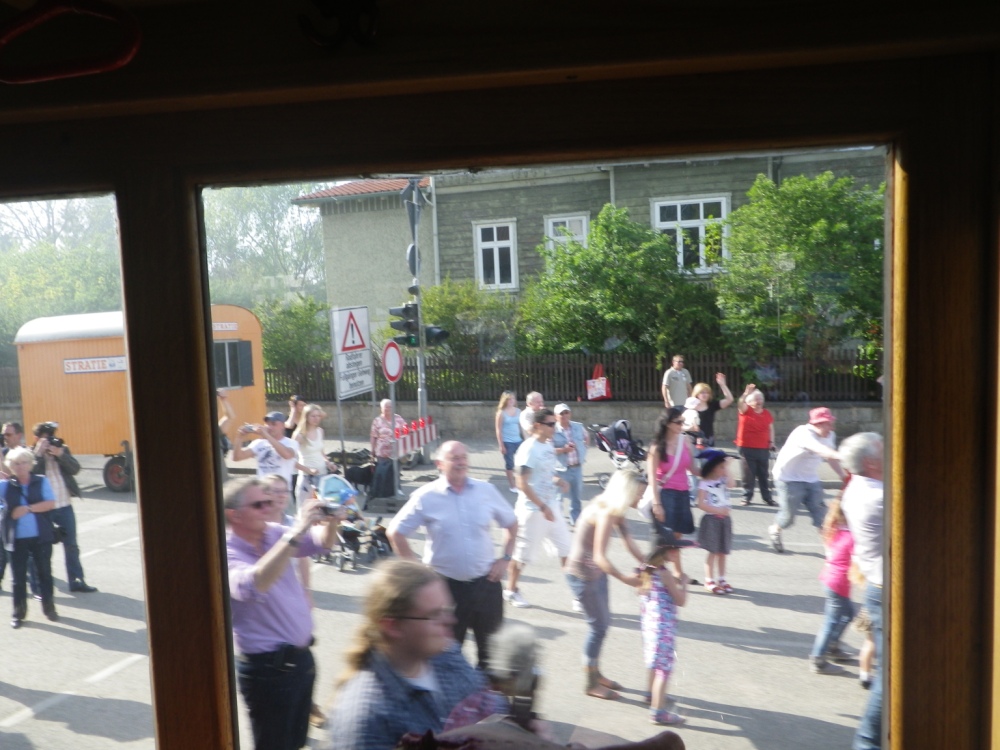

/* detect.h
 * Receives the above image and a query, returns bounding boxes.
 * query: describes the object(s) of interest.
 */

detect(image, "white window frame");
[473,218,519,290]
[650,194,730,272]
[544,212,589,250]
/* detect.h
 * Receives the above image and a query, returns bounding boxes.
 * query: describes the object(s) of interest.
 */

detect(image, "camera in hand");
[319,502,341,517]
[35,421,63,448]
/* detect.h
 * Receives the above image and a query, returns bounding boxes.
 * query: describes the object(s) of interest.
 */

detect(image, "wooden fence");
[265,352,882,403]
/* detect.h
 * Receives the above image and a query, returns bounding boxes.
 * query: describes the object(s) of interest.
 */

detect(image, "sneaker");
[860,675,873,690]
[571,599,585,614]
[508,487,519,494]
[809,656,840,674]
[650,709,685,726]
[503,589,531,608]
[768,525,784,553]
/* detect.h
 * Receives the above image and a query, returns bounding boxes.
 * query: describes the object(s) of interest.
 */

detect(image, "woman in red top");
[735,384,776,506]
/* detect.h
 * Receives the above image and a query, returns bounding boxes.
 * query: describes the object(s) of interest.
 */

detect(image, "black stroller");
[587,419,647,489]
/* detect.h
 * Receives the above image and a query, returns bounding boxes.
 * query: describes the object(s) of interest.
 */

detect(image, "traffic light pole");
[413,279,429,460]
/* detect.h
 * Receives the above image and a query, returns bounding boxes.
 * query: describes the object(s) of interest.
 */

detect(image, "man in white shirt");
[518,391,544,438]
[767,406,844,553]
[232,411,300,490]
[505,409,571,609]
[839,431,883,750]
[387,441,517,669]
[661,354,692,407]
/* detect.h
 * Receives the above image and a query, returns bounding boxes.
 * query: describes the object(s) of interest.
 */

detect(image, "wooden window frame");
[0,13,995,750]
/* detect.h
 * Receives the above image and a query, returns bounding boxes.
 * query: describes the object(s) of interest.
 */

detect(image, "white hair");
[380,399,393,409]
[839,431,883,475]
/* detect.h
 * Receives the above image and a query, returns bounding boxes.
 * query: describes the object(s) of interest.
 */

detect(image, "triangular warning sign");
[341,312,367,352]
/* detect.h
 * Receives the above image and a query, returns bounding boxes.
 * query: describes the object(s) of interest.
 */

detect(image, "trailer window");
[214,340,254,388]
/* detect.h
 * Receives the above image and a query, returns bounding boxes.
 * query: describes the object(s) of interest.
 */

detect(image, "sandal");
[704,579,724,594]
[650,709,685,726]
[596,674,622,690]
[719,580,734,594]
[586,684,620,700]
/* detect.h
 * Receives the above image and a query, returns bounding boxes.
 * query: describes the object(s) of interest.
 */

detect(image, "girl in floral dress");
[638,543,689,725]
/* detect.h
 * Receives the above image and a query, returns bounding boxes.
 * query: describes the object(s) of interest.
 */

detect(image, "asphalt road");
[1,444,871,750]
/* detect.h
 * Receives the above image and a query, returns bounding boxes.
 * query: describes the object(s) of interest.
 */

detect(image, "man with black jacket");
[32,422,97,593]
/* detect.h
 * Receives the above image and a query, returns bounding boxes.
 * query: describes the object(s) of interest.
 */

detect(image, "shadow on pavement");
[0,685,153,743]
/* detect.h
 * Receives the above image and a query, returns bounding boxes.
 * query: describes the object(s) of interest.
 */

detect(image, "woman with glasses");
[1,446,59,628]
[327,559,501,750]
[646,408,697,581]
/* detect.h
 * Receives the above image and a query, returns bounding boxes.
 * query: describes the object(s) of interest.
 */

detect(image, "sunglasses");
[246,499,275,510]
[670,419,684,425]
[396,604,456,622]
[539,421,557,427]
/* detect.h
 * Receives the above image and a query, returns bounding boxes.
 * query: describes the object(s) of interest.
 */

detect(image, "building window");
[652,195,729,271]
[474,220,518,290]
[545,213,589,249]
[214,340,254,388]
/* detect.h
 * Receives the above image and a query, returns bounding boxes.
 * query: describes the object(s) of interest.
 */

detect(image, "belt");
[445,574,489,585]
[239,640,314,671]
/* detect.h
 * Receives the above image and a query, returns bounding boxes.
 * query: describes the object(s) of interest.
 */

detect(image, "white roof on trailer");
[15,311,124,344]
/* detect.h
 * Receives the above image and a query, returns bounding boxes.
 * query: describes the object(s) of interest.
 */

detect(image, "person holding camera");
[32,422,97,593]
[226,476,344,750]
[232,411,300,491]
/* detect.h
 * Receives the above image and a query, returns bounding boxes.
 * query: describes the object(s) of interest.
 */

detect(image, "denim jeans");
[28,504,85,592]
[854,582,883,749]
[565,572,610,665]
[774,480,827,529]
[563,465,584,524]
[810,586,856,658]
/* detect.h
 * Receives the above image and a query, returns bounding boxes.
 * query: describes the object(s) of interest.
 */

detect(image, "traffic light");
[389,302,420,347]
[424,325,450,347]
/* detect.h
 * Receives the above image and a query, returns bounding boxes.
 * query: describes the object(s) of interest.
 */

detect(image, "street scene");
[2,434,869,750]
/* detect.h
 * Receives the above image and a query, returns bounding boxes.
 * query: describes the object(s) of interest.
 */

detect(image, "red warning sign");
[340,311,367,352]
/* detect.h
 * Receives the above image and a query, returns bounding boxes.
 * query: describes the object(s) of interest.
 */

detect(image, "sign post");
[331,306,374,457]
[381,340,404,496]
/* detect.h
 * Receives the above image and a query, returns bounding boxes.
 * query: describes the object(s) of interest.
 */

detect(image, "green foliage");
[253,295,331,369]
[0,196,122,366]
[716,172,885,362]
[417,277,519,358]
[517,204,724,358]
[203,183,329,308]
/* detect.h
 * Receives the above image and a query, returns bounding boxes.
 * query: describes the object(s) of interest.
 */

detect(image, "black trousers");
[236,645,316,750]
[740,446,773,504]
[446,575,503,670]
[12,537,53,618]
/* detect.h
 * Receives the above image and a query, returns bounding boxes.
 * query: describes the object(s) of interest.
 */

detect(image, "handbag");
[637,436,687,520]
[586,363,611,401]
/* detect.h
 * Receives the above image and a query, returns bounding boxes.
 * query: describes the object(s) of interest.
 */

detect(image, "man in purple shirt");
[225,476,343,750]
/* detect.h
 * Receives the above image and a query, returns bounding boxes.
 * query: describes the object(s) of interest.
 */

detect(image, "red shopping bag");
[586,363,612,401]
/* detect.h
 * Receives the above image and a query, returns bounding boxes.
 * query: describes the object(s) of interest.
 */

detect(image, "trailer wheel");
[104,456,131,492]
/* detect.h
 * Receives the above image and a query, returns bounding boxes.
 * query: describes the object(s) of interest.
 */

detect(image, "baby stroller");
[314,474,392,571]
[587,419,647,489]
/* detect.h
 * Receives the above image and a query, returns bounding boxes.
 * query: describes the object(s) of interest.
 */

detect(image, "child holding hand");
[638,541,692,726]
[695,449,735,594]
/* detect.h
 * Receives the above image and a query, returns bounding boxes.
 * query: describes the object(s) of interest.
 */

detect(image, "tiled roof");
[294,178,429,203]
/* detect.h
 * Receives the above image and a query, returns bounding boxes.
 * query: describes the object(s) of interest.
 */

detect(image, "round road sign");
[382,340,404,383]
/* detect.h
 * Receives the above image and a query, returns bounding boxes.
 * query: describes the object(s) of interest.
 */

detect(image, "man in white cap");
[767,406,845,553]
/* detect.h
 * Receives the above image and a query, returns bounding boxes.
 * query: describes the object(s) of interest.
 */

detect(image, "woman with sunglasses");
[646,407,697,581]
[327,559,502,750]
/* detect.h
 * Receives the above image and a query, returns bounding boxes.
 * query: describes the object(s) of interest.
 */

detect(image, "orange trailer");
[15,304,266,491]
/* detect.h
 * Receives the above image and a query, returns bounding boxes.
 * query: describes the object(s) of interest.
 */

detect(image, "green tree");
[0,196,123,366]
[203,183,329,308]
[517,204,723,357]
[418,277,518,358]
[716,172,885,361]
[253,295,331,369]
